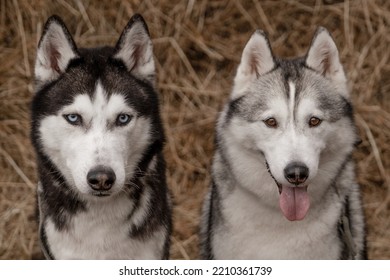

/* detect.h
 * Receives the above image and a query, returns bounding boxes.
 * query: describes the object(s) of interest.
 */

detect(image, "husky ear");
[35,15,78,88]
[232,30,275,99]
[306,27,347,86]
[114,14,155,83]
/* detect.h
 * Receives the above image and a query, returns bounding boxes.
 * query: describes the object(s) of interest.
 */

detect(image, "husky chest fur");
[31,15,171,259]
[200,28,366,259]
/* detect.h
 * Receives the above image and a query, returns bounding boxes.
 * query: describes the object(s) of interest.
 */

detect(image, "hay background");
[0,0,389,260]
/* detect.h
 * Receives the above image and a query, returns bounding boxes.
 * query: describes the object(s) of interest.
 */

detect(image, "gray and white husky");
[31,14,171,259]
[200,27,367,259]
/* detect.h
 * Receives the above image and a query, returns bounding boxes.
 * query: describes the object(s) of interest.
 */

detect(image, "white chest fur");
[213,186,343,259]
[44,194,165,259]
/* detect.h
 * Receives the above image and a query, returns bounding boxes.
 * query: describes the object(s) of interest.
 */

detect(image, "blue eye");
[64,114,82,125]
[116,114,132,126]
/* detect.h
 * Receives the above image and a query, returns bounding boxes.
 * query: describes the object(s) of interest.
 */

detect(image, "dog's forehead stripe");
[288,81,296,117]
[94,82,107,110]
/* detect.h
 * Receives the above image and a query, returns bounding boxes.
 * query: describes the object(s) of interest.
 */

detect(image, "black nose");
[87,166,116,191]
[284,162,309,185]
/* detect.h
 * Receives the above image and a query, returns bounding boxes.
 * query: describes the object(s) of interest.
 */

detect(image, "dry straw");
[0,0,389,259]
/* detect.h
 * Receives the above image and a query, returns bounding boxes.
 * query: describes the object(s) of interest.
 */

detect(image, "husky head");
[32,15,163,199]
[221,28,358,221]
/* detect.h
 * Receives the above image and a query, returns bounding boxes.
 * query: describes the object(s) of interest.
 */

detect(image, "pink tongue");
[279,186,310,221]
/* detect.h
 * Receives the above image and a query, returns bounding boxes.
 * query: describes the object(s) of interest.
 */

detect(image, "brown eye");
[264,118,278,128]
[309,117,322,127]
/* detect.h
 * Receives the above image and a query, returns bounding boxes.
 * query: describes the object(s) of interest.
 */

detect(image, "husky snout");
[87,165,116,192]
[284,162,309,185]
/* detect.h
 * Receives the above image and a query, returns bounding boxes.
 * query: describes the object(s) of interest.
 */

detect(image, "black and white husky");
[31,14,172,259]
[200,27,367,259]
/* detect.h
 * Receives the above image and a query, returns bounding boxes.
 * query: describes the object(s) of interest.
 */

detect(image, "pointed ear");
[114,14,155,84]
[35,15,78,88]
[232,30,275,99]
[306,27,346,80]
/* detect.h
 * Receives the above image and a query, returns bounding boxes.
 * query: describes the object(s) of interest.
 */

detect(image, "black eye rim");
[263,117,278,128]
[116,113,133,126]
[63,114,82,126]
[309,116,322,127]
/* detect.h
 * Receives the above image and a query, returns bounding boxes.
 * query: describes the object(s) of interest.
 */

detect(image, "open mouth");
[266,162,310,221]
[278,184,310,221]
